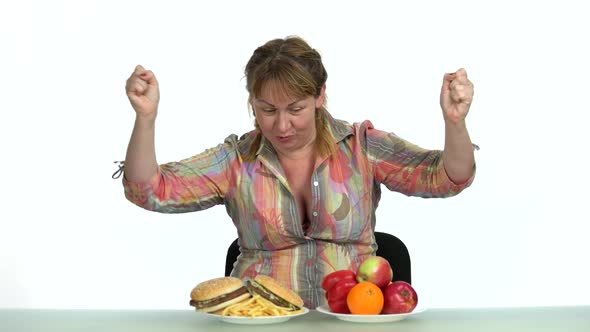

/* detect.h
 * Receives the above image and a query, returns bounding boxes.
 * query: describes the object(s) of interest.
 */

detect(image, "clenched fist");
[440,68,474,124]
[126,65,160,119]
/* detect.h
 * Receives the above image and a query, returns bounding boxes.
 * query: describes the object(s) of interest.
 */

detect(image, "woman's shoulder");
[330,115,378,143]
[221,129,258,156]
[328,112,376,139]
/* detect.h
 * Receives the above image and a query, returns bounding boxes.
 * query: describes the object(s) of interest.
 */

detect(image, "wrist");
[134,114,157,128]
[444,118,467,132]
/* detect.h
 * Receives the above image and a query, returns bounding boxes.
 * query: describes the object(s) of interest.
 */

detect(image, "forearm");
[124,116,159,183]
[442,120,475,183]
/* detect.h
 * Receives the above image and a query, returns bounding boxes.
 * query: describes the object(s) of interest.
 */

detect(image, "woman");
[122,36,475,308]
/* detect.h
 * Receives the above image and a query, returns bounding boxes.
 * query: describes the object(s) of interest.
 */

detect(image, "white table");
[1,306,589,332]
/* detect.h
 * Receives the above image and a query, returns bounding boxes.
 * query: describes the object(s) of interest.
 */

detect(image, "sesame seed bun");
[190,277,251,313]
[191,277,243,300]
[253,275,304,308]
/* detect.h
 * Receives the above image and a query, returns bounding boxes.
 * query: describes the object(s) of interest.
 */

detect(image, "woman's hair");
[244,36,335,161]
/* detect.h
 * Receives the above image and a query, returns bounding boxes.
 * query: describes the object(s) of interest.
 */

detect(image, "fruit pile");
[321,256,418,315]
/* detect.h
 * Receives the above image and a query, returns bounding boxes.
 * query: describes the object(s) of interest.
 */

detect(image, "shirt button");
[313,181,319,186]
[312,211,318,217]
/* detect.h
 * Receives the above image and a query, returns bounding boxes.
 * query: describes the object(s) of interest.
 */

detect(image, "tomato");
[321,270,356,293]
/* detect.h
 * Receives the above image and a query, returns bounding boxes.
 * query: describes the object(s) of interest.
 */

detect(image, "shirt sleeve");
[122,134,240,213]
[358,120,475,198]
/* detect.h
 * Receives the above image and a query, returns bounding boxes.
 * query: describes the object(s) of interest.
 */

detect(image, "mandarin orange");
[346,281,384,315]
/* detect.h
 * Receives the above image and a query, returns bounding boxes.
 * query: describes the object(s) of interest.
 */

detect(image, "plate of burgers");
[189,275,309,324]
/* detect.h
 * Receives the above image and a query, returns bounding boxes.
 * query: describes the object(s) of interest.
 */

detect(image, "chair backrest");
[375,232,411,284]
[224,231,411,284]
[225,238,241,277]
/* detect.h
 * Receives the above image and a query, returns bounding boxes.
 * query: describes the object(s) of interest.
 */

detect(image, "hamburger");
[189,277,251,313]
[245,275,304,311]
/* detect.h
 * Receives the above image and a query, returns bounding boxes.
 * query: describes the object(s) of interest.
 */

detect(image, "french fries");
[220,295,304,317]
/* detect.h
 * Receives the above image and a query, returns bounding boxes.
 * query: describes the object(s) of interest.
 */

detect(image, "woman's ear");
[316,84,326,109]
[248,96,256,116]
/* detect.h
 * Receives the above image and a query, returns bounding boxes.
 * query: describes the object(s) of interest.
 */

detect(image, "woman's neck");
[276,141,316,164]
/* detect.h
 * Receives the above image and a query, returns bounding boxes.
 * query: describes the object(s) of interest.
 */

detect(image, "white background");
[1,0,589,309]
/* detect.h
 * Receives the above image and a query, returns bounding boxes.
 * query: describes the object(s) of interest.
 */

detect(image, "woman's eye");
[263,109,276,113]
[291,107,303,112]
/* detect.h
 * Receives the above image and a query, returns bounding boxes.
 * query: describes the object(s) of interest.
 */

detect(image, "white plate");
[316,305,426,323]
[203,307,309,325]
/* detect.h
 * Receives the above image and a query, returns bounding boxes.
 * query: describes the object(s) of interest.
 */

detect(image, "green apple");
[356,256,393,288]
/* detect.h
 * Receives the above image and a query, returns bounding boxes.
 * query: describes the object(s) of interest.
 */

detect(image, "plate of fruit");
[316,304,426,323]
[317,256,426,323]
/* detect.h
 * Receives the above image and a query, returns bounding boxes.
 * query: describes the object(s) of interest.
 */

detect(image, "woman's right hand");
[125,65,160,119]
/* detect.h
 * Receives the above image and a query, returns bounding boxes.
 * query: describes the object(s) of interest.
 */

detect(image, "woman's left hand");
[440,68,474,124]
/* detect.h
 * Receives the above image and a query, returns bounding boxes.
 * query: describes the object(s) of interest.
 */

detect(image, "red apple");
[381,281,418,314]
[356,256,393,288]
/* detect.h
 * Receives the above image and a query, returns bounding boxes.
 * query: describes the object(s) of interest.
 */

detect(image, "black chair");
[224,231,411,284]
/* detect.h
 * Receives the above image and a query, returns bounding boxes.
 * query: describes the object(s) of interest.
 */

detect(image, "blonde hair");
[244,36,335,161]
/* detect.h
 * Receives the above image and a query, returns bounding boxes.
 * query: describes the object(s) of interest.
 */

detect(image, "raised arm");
[124,65,160,183]
[121,65,239,213]
[440,68,475,183]
[364,68,476,197]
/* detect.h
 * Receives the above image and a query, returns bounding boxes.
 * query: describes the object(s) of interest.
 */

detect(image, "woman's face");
[252,83,325,159]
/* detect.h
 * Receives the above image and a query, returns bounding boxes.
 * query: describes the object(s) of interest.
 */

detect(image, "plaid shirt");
[123,111,475,308]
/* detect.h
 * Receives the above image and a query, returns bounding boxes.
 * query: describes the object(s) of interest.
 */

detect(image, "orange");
[346,282,384,315]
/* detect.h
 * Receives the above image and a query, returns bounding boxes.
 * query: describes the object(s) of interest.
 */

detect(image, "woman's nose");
[276,111,290,132]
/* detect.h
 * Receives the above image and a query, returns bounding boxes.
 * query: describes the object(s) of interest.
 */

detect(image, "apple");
[381,281,418,314]
[356,256,393,288]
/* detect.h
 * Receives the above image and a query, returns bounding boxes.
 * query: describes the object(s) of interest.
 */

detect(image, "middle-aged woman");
[121,36,476,308]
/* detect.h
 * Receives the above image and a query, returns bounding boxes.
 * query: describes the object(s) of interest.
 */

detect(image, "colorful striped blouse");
[122,111,475,309]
